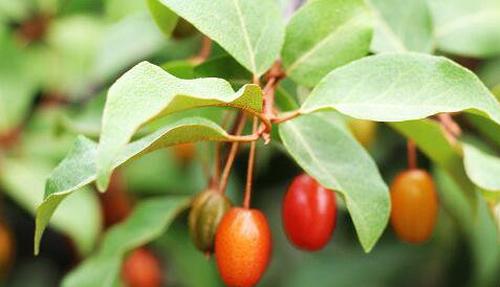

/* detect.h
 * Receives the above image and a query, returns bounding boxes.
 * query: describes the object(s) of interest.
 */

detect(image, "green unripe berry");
[188,189,231,253]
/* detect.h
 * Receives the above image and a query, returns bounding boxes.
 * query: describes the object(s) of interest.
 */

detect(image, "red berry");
[122,248,162,287]
[282,174,337,251]
[390,169,438,244]
[100,172,132,228]
[215,207,271,287]
[0,222,14,277]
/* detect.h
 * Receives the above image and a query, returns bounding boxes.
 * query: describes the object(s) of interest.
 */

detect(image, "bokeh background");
[0,0,499,286]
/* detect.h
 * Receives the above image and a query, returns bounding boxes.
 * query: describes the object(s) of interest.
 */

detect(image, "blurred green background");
[0,0,499,286]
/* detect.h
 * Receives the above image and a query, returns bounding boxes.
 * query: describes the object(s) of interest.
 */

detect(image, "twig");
[272,110,300,124]
[191,36,213,64]
[210,112,234,188]
[407,140,417,170]
[437,113,462,144]
[259,61,286,143]
[243,117,258,209]
[219,114,247,193]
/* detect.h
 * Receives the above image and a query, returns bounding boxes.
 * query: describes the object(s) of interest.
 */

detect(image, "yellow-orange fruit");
[173,143,196,162]
[390,169,438,244]
[348,119,377,148]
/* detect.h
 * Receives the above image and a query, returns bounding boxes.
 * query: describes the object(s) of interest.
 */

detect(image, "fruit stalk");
[244,117,258,209]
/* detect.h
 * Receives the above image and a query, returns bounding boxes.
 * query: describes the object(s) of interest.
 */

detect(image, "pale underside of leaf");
[463,143,500,193]
[35,117,246,254]
[279,112,389,252]
[96,61,263,191]
[300,53,500,125]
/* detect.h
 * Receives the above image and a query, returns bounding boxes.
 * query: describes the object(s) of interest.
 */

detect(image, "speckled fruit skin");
[189,189,232,252]
[215,208,271,287]
[282,174,337,251]
[122,248,162,287]
[390,169,438,244]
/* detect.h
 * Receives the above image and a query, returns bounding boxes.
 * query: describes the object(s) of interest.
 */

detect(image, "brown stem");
[253,75,260,85]
[243,117,258,209]
[272,110,300,124]
[191,36,212,64]
[211,112,235,188]
[259,61,286,143]
[219,114,247,193]
[407,140,417,170]
[437,113,462,144]
[263,77,277,118]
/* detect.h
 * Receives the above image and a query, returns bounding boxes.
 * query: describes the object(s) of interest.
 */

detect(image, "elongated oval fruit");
[390,169,438,244]
[215,207,271,287]
[189,189,231,252]
[122,248,162,287]
[348,118,377,148]
[283,174,337,251]
[0,222,14,277]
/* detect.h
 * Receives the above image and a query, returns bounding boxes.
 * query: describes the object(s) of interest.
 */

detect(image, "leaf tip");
[96,175,110,192]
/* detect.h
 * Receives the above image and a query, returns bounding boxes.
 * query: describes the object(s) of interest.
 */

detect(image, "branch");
[243,117,258,209]
[407,140,417,170]
[219,113,247,193]
[436,113,462,145]
[191,36,213,64]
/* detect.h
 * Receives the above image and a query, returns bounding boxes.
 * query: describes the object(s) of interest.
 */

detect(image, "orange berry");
[390,169,438,244]
[215,207,271,287]
[173,143,196,162]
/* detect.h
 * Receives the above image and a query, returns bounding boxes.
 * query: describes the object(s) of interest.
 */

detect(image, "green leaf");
[35,116,250,254]
[194,55,252,84]
[0,158,101,255]
[463,143,500,193]
[156,0,285,75]
[61,196,190,287]
[96,61,263,191]
[464,114,500,148]
[429,0,500,57]
[0,0,30,22]
[162,60,196,79]
[301,53,500,125]
[279,111,389,252]
[368,0,433,53]
[146,0,178,37]
[478,57,500,88]
[0,29,38,133]
[91,13,167,82]
[434,169,500,287]
[43,15,104,98]
[282,0,372,87]
[105,0,147,20]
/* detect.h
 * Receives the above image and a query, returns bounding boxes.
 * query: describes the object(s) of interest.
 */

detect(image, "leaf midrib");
[231,0,257,74]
